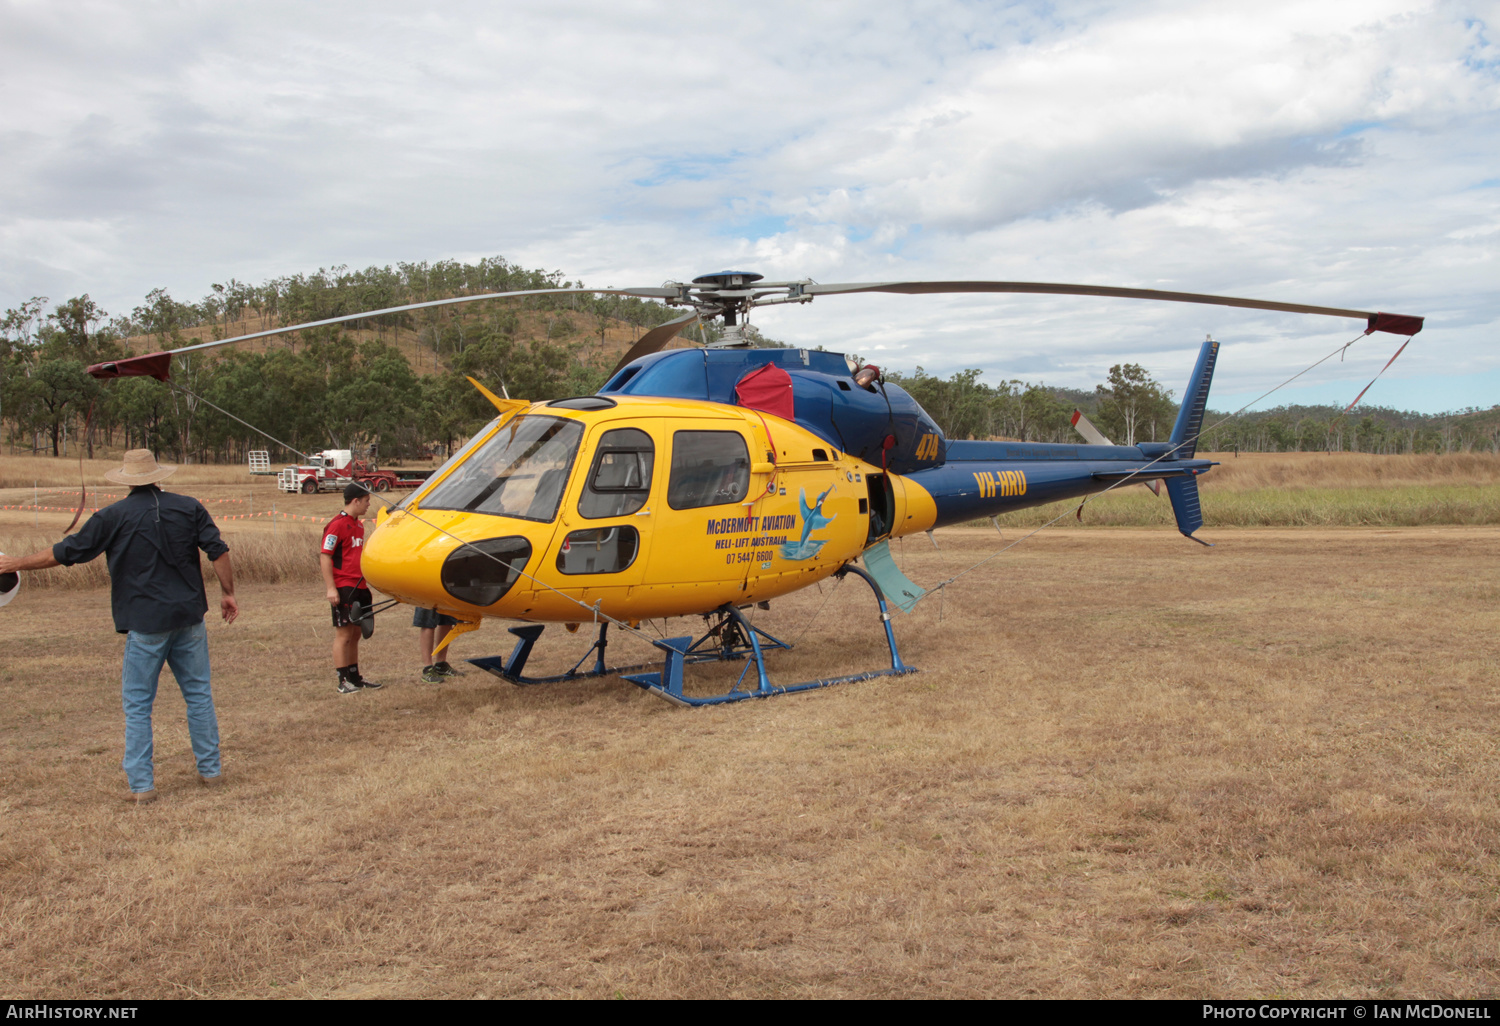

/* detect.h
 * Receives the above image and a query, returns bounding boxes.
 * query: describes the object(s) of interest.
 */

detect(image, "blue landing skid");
[621,564,916,706]
[469,621,650,686]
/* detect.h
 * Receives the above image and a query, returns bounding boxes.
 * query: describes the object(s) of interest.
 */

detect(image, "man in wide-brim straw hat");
[104,448,179,486]
[0,449,238,804]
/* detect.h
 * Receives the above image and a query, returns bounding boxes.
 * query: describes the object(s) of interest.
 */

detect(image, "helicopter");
[82,272,1424,705]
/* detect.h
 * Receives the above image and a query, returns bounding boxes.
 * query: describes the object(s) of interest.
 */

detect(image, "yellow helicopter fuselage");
[363,395,938,624]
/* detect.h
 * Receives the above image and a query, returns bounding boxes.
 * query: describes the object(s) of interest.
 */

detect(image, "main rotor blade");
[609,309,701,375]
[801,281,1424,335]
[88,285,681,379]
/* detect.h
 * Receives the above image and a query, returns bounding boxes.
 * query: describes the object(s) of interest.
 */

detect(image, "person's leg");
[419,624,445,681]
[432,623,464,675]
[336,621,361,693]
[333,626,354,670]
[335,625,380,689]
[165,621,221,780]
[333,586,356,672]
[121,630,170,794]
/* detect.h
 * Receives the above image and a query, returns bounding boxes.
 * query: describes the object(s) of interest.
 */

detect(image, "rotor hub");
[690,271,764,289]
[668,271,815,347]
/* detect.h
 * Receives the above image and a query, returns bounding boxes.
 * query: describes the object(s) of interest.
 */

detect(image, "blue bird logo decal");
[779,487,837,561]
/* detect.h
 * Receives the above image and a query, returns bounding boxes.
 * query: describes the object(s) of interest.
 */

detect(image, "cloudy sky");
[2,0,1496,412]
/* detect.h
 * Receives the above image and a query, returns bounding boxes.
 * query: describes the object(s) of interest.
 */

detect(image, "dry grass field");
[1003,451,1500,530]
[2,507,1498,998]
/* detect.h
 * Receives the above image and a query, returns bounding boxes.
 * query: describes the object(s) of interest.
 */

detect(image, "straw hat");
[104,449,177,486]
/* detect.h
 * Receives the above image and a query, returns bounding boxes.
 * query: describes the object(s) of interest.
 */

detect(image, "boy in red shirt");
[321,483,381,694]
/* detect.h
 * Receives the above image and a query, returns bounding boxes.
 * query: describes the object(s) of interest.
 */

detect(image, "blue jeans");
[121,621,221,793]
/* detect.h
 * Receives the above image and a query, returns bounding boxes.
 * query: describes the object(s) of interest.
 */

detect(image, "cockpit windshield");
[420,415,584,522]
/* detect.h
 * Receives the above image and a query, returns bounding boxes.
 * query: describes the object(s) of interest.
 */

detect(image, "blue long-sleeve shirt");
[53,485,230,634]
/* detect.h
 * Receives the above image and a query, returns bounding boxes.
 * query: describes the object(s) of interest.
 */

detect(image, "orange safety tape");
[3,507,343,520]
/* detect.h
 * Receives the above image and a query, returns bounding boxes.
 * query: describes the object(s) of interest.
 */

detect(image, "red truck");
[276,449,430,494]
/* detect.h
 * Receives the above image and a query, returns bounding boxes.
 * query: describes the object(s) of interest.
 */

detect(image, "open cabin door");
[865,472,895,545]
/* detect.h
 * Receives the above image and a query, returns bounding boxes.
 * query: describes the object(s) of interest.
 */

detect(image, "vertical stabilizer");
[1164,475,1208,542]
[1169,339,1219,458]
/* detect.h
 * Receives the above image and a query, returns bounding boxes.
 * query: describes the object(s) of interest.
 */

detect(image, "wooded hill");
[3,256,1495,462]
[1,257,717,463]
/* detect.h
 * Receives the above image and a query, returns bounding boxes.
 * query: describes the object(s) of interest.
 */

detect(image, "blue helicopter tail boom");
[906,338,1222,535]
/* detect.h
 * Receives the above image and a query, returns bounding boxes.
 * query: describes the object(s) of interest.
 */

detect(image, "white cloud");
[0,0,1495,410]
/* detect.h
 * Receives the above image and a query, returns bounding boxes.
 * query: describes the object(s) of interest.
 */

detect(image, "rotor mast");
[666,271,815,348]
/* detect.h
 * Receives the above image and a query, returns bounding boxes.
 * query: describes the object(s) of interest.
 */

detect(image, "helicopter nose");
[363,512,539,616]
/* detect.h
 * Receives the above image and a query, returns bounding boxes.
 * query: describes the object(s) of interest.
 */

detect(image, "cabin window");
[421,415,583,523]
[579,428,654,519]
[667,430,750,510]
[555,526,640,575]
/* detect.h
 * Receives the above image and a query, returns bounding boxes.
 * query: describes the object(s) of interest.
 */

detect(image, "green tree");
[1018,384,1070,442]
[453,333,605,402]
[1,298,48,452]
[132,287,195,346]
[41,296,123,456]
[47,295,112,360]
[325,342,423,451]
[25,358,98,456]
[1095,363,1175,446]
[419,372,490,457]
[112,376,180,455]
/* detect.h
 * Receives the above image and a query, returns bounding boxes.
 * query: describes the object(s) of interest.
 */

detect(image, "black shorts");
[412,607,458,629]
[332,586,373,629]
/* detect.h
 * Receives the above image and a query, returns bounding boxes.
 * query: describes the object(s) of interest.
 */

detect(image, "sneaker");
[433,661,464,677]
[353,677,383,690]
[338,677,361,694]
[421,666,444,684]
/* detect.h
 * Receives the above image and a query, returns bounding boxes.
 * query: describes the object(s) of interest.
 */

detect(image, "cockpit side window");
[667,430,750,510]
[579,428,655,519]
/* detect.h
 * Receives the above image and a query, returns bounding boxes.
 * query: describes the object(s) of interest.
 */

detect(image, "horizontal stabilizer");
[860,539,925,614]
[1074,413,1159,493]
[1091,468,1195,482]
